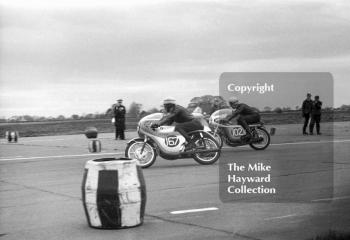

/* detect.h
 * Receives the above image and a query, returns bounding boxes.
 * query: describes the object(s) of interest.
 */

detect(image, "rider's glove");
[220,118,230,124]
[150,123,159,129]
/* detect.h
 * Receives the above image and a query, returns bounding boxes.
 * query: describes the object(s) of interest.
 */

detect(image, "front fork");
[140,136,148,154]
[212,125,223,142]
[212,125,219,135]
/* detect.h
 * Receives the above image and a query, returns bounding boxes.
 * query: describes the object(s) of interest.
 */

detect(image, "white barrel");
[81,158,146,229]
[88,139,101,153]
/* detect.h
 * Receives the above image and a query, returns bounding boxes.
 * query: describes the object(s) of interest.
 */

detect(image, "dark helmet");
[228,96,239,107]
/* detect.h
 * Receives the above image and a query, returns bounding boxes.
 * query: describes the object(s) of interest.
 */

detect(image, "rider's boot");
[183,135,197,151]
[239,120,253,142]
[176,127,197,151]
[241,132,253,142]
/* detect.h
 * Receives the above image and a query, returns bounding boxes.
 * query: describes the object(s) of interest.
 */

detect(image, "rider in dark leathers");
[225,96,260,141]
[151,98,203,151]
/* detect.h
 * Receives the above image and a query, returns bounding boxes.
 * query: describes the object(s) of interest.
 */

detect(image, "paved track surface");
[1,122,349,240]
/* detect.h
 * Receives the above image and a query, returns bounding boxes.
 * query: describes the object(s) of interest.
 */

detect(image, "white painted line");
[20,138,66,142]
[0,139,66,144]
[170,207,218,215]
[0,152,124,162]
[271,139,350,146]
[0,155,23,159]
[311,195,350,202]
[264,214,297,220]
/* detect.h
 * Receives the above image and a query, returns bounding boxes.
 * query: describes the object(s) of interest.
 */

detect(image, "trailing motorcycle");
[125,113,221,168]
[209,109,271,150]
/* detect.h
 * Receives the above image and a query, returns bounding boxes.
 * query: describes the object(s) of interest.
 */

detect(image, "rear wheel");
[125,140,157,168]
[249,127,270,150]
[193,136,220,165]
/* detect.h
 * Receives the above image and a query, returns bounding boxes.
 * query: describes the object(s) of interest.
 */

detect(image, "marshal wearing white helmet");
[225,96,261,141]
[151,97,204,151]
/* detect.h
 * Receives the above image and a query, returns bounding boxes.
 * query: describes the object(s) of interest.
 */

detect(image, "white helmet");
[228,96,239,105]
[163,97,176,112]
[163,97,176,105]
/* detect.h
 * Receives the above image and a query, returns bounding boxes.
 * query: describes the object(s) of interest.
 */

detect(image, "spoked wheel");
[249,127,270,150]
[210,131,224,148]
[193,137,220,165]
[125,140,157,168]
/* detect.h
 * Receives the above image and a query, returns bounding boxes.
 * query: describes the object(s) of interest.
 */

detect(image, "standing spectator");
[112,99,126,140]
[301,93,313,135]
[309,95,322,135]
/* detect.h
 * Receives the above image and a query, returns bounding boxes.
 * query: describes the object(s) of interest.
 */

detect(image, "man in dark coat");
[112,99,126,140]
[309,95,322,135]
[301,93,313,135]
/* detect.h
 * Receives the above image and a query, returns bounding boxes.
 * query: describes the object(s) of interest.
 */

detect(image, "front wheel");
[193,136,220,165]
[125,140,157,168]
[249,127,270,150]
[210,131,224,149]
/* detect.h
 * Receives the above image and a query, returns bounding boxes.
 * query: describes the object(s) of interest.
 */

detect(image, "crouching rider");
[225,96,261,141]
[151,98,203,151]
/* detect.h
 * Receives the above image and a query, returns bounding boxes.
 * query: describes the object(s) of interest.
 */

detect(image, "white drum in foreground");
[82,158,146,229]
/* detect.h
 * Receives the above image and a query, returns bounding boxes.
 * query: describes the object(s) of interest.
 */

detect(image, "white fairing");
[152,133,187,154]
[209,108,233,124]
[155,125,187,153]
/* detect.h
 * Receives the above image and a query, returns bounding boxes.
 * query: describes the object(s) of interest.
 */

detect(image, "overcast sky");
[1,0,350,117]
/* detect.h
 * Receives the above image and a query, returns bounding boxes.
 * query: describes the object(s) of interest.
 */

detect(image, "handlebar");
[218,119,230,125]
[150,123,160,130]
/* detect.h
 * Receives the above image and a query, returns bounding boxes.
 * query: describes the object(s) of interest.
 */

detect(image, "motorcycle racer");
[151,98,204,151]
[225,96,261,141]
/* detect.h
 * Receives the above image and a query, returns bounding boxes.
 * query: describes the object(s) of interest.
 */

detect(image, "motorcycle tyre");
[249,127,270,151]
[125,140,157,168]
[193,136,221,165]
[210,131,224,149]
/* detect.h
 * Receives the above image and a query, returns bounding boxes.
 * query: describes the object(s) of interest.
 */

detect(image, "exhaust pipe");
[192,148,221,153]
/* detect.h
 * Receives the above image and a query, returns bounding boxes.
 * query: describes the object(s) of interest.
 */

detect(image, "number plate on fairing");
[165,135,180,147]
[230,127,246,137]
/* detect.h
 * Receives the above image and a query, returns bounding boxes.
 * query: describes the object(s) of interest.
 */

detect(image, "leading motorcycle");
[209,109,271,150]
[125,113,221,168]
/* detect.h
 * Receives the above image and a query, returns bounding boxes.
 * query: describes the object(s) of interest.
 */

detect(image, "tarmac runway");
[0,122,349,240]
